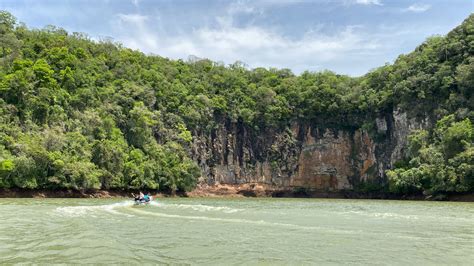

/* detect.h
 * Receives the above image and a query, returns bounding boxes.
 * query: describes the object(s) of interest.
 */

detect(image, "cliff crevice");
[192,109,431,191]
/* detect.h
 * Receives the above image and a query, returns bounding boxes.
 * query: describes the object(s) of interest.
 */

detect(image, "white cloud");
[228,1,258,15]
[108,2,442,76]
[355,0,383,6]
[114,13,159,51]
[111,12,383,75]
[131,0,140,7]
[117,13,148,24]
[405,4,431,13]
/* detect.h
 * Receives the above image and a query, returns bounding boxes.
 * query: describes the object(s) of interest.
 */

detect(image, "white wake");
[149,201,243,213]
[55,201,135,217]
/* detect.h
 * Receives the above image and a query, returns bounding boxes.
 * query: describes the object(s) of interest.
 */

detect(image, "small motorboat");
[134,197,152,206]
[132,193,153,206]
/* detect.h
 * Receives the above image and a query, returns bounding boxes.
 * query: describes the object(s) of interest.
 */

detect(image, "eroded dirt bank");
[1,185,473,201]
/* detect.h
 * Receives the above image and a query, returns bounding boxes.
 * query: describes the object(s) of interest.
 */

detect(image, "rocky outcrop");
[191,109,431,191]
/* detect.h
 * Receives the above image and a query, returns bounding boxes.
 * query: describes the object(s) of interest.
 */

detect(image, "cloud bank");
[111,2,391,76]
[115,13,381,74]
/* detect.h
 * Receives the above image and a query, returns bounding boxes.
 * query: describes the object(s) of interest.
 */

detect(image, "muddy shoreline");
[0,184,473,202]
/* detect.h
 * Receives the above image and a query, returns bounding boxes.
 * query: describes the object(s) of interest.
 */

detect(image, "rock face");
[192,109,430,191]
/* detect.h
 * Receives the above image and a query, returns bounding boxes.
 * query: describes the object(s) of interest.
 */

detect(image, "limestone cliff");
[191,109,431,191]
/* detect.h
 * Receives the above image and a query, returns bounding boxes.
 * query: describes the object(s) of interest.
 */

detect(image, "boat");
[133,196,153,206]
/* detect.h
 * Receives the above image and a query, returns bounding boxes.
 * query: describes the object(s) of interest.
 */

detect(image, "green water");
[0,198,472,264]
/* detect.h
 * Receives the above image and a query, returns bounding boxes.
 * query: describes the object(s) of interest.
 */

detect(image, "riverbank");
[1,184,473,201]
[188,184,474,202]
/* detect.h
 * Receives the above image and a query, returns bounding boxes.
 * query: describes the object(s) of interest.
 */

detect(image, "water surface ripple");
[0,198,472,264]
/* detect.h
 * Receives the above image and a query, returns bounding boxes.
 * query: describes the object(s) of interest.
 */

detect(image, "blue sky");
[1,0,472,76]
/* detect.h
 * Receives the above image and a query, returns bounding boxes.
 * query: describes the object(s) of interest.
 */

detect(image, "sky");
[1,0,473,76]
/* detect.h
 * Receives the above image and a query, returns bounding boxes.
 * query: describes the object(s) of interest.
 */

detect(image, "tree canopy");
[0,11,472,194]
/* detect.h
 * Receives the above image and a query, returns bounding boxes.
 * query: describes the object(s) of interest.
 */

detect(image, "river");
[0,198,472,264]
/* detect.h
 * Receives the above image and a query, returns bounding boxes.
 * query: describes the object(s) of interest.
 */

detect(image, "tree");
[388,115,474,195]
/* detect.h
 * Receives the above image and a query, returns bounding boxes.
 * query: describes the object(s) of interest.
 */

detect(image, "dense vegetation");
[0,11,472,195]
[387,115,473,196]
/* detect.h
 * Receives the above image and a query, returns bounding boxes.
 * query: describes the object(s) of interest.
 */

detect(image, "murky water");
[0,198,472,264]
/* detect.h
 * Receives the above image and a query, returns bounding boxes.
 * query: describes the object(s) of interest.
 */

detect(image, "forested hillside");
[0,11,472,196]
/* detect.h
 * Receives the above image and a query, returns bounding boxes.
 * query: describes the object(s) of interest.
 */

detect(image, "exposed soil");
[1,184,473,202]
[186,183,474,202]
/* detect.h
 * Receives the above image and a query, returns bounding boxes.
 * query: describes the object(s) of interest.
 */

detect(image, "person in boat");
[143,192,151,203]
[132,192,145,202]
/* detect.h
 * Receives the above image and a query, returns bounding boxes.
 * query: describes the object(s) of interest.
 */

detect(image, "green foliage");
[0,11,472,195]
[11,156,38,189]
[354,180,387,193]
[0,158,14,188]
[388,116,474,195]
